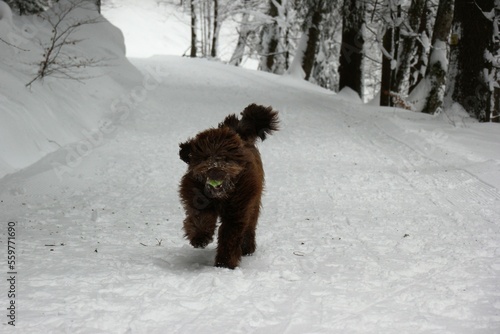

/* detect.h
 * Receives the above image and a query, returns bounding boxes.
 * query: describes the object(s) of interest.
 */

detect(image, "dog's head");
[179,127,247,199]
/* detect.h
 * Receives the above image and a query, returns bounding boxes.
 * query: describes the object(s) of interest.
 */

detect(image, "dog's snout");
[207,168,225,182]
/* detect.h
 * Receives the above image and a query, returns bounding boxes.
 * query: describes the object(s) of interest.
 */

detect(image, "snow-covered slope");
[0,0,142,179]
[1,54,500,332]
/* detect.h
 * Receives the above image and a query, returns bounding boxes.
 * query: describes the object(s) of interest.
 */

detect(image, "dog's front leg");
[183,209,218,249]
[215,219,244,269]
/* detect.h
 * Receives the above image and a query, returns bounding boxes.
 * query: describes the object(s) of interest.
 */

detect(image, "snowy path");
[2,57,500,333]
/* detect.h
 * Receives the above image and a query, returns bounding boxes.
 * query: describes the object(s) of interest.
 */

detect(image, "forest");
[3,0,499,122]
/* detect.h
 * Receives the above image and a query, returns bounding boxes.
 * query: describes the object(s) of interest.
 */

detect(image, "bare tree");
[408,0,430,94]
[338,0,365,98]
[421,0,454,114]
[300,0,329,81]
[445,0,495,121]
[26,0,104,87]
[392,0,426,95]
[259,0,281,72]
[210,0,219,57]
[379,0,397,107]
[229,0,252,66]
[190,0,197,57]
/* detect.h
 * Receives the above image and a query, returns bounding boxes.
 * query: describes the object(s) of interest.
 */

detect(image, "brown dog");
[178,104,279,269]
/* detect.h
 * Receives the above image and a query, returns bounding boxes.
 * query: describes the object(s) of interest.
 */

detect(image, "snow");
[1,1,500,333]
[286,32,308,80]
[0,0,12,23]
[429,39,449,69]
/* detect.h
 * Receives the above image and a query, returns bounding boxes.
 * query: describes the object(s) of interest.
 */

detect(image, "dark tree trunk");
[338,0,365,98]
[380,27,393,106]
[95,0,101,13]
[390,4,402,94]
[447,0,494,121]
[491,3,500,122]
[190,0,197,58]
[302,6,323,80]
[210,0,218,58]
[421,0,454,115]
[259,0,281,72]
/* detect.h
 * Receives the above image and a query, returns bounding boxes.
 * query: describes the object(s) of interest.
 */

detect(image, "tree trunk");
[392,0,426,94]
[490,3,500,122]
[380,26,393,106]
[408,0,429,93]
[190,0,197,58]
[390,4,402,94]
[421,0,454,115]
[302,5,323,81]
[210,0,219,58]
[338,0,365,98]
[259,0,280,72]
[229,4,251,66]
[446,0,494,121]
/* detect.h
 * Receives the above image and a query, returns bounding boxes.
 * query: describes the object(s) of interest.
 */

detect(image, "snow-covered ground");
[1,1,500,333]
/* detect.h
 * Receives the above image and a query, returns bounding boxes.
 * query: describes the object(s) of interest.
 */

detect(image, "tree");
[300,1,327,80]
[188,0,234,58]
[210,0,219,57]
[445,0,494,121]
[489,2,500,122]
[379,0,397,107]
[190,0,197,57]
[229,0,252,66]
[338,0,365,97]
[288,0,330,80]
[392,0,426,95]
[420,0,454,115]
[259,0,281,72]
[408,0,430,94]
[310,2,342,91]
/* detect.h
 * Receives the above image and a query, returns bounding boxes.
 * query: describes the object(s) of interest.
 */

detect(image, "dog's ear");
[218,114,239,131]
[179,140,192,164]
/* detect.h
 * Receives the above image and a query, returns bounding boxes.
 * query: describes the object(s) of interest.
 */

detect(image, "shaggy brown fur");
[178,104,279,269]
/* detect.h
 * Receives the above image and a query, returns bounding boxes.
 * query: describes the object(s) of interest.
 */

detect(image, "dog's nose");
[206,168,225,189]
[207,168,225,181]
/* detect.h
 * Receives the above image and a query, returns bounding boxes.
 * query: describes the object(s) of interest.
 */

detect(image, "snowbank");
[0,0,142,179]
[0,0,12,23]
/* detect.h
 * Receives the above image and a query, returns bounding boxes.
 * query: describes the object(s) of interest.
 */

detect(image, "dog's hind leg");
[183,210,218,249]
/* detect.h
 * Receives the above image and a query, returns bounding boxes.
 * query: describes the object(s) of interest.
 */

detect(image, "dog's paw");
[241,242,256,256]
[215,260,237,270]
[189,236,212,249]
[214,255,238,269]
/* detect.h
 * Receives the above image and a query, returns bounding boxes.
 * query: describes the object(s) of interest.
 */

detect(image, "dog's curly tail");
[237,104,279,143]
